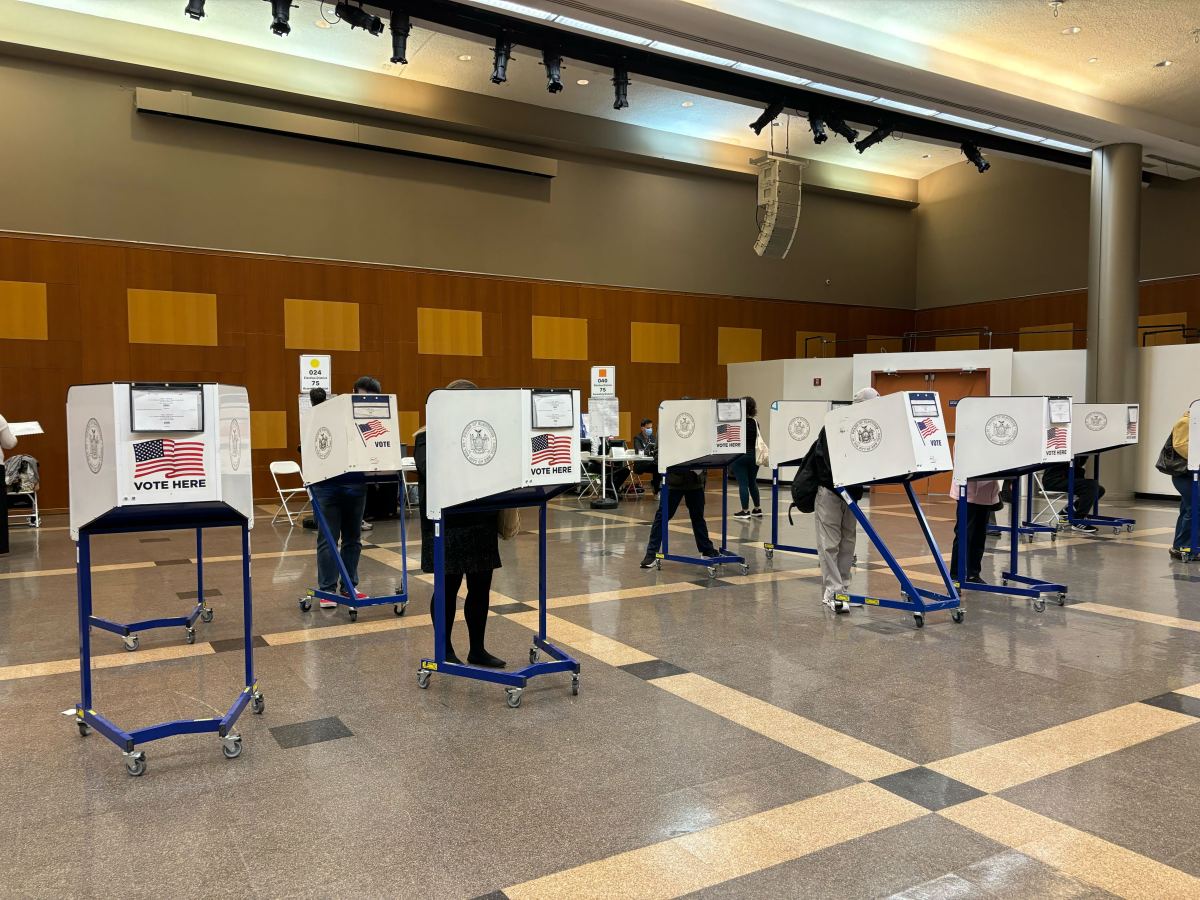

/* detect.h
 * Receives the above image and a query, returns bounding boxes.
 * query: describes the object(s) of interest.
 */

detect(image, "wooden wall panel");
[417,307,482,357]
[1019,323,1074,351]
[284,298,360,351]
[630,322,680,364]
[796,330,835,358]
[717,327,762,365]
[0,280,48,340]
[531,315,588,361]
[1139,312,1187,346]
[127,289,218,346]
[250,411,288,450]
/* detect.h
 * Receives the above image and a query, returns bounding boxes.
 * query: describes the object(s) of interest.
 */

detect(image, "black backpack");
[789,446,820,520]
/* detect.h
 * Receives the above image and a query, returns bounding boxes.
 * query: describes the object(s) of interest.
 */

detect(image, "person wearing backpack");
[732,397,767,519]
[1156,408,1194,561]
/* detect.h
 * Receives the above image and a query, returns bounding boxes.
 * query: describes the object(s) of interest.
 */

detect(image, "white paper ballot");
[1048,398,1072,425]
[588,398,619,439]
[8,421,43,437]
[717,400,742,423]
[131,386,204,432]
[531,392,575,429]
[1127,405,1139,424]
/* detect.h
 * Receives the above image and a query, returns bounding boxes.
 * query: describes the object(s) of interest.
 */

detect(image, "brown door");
[870,369,991,496]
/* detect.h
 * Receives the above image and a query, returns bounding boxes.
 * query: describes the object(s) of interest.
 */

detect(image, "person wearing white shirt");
[0,414,16,555]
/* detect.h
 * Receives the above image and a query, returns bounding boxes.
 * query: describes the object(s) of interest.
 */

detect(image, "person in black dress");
[414,379,505,668]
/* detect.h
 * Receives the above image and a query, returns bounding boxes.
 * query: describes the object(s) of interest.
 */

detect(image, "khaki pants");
[814,486,856,598]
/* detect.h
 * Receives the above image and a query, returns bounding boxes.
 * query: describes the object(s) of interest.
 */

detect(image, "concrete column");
[1086,142,1142,501]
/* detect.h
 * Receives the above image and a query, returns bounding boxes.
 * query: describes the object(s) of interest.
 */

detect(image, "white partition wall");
[953,396,1074,481]
[824,391,951,488]
[1072,403,1139,456]
[301,393,404,485]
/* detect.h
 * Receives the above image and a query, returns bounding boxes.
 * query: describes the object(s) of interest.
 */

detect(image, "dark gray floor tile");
[619,659,689,681]
[155,558,191,566]
[177,588,223,600]
[1141,691,1200,718]
[489,601,534,615]
[872,767,986,811]
[269,716,354,749]
[209,635,269,653]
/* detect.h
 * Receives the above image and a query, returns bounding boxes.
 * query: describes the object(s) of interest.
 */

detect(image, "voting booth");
[65,382,261,776]
[653,399,749,576]
[1065,402,1140,532]
[297,392,409,620]
[764,400,832,561]
[823,392,961,627]
[952,396,1074,608]
[419,388,582,708]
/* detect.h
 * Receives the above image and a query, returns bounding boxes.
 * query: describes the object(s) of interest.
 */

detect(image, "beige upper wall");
[916,155,1200,309]
[0,55,917,309]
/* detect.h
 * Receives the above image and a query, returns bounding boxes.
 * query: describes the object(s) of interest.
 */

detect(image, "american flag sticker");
[357,419,388,443]
[917,418,937,439]
[1046,426,1068,450]
[531,433,573,466]
[133,439,206,479]
[717,423,742,442]
[1127,421,1138,440]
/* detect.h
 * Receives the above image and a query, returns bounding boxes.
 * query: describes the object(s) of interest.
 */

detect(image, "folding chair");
[1028,472,1068,530]
[270,460,310,525]
[8,489,39,527]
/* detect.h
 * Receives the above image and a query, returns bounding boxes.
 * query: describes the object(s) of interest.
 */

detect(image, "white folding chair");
[7,489,39,527]
[1028,472,1068,529]
[270,460,310,525]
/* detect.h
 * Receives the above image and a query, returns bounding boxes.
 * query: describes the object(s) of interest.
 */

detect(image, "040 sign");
[300,354,332,393]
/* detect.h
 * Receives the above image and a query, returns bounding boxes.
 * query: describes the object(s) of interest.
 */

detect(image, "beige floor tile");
[505,611,655,666]
[1073,603,1200,634]
[546,581,703,609]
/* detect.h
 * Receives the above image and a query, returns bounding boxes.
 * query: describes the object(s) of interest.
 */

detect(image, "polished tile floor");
[1,485,1198,899]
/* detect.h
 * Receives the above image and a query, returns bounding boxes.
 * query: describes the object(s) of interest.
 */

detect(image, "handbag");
[753,418,770,467]
[498,507,522,540]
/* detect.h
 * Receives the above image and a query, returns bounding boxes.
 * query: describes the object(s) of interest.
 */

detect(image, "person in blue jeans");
[1157,409,1194,560]
[312,376,381,607]
[732,397,762,519]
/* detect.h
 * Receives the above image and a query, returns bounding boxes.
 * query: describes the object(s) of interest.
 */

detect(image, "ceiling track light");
[749,99,786,136]
[390,13,412,64]
[612,67,630,110]
[808,112,828,145]
[335,2,384,35]
[854,124,893,154]
[492,36,514,84]
[961,142,991,173]
[542,48,564,93]
[826,114,859,144]
[267,0,293,37]
[184,0,205,20]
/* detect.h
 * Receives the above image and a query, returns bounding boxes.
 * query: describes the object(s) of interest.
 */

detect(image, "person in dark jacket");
[639,466,718,568]
[632,418,660,495]
[732,397,762,518]
[1043,455,1105,534]
[415,379,505,667]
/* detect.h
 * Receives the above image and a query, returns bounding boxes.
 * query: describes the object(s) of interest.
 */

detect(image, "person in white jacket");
[0,414,17,555]
[0,414,16,462]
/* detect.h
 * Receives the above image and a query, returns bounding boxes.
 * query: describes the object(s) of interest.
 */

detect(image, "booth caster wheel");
[123,634,140,652]
[951,609,965,624]
[417,670,431,689]
[913,614,925,629]
[221,734,242,760]
[740,563,750,575]
[655,560,662,570]
[571,673,580,696]
[1126,524,1134,533]
[1002,580,1009,587]
[1112,526,1121,535]
[1051,533,1057,543]
[124,751,146,777]
[299,597,312,612]
[185,627,196,645]
[251,691,265,715]
[1057,592,1067,606]
[200,607,214,624]
[77,720,91,737]
[765,548,774,560]
[706,565,718,578]
[348,608,358,623]
[505,687,524,709]
[1033,597,1046,612]
[394,602,407,617]
[529,647,540,664]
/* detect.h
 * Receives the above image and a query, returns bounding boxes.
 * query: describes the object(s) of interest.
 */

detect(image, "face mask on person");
[644,427,653,437]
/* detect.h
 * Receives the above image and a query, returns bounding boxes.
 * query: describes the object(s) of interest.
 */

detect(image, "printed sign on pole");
[591,365,615,397]
[300,354,332,393]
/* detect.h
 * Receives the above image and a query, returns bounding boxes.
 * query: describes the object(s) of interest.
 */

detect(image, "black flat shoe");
[467,650,507,668]
[444,646,462,665]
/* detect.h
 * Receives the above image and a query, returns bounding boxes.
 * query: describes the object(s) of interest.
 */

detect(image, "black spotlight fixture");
[808,112,828,144]
[390,13,412,64]
[492,36,514,84]
[267,0,293,36]
[336,2,384,35]
[750,99,786,136]
[854,124,893,154]
[961,141,991,173]
[826,113,859,144]
[612,67,630,110]
[543,49,564,93]
[184,0,205,20]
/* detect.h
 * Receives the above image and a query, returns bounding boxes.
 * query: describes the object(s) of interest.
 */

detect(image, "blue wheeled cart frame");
[655,466,748,577]
[74,506,263,777]
[88,527,214,652]
[418,488,579,708]
[763,467,818,562]
[835,481,962,629]
[299,474,409,621]
[986,473,1059,543]
[1183,472,1200,562]
[957,473,1067,612]
[1066,454,1136,534]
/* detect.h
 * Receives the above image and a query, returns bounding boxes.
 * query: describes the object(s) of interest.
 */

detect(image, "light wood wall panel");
[250,411,288,450]
[717,327,762,365]
[417,307,482,356]
[796,330,835,358]
[1019,322,1075,351]
[630,322,680,364]
[935,334,980,351]
[397,411,421,446]
[128,289,217,346]
[0,280,48,341]
[284,298,360,351]
[1139,312,1187,346]
[532,315,588,360]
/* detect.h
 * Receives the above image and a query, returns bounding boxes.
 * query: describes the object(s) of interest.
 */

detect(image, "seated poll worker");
[0,411,16,555]
[948,477,1001,584]
[414,379,506,668]
[310,377,379,608]
[633,418,661,495]
[1042,455,1106,534]
[1156,407,1193,561]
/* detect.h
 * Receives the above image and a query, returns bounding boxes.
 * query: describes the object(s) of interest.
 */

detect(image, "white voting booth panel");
[952,396,1073,482]
[769,400,830,469]
[825,391,951,488]
[657,399,747,474]
[301,394,405,485]
[67,383,253,540]
[1072,403,1139,456]
[1191,400,1200,472]
[426,389,581,520]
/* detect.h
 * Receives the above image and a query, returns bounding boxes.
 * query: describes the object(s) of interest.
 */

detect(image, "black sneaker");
[701,549,721,559]
[640,555,657,569]
[751,508,764,518]
[734,509,752,519]
[1072,523,1098,535]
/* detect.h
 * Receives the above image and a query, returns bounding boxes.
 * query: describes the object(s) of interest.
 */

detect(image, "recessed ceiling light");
[935,112,995,130]
[921,153,931,159]
[576,78,589,86]
[1061,25,1082,34]
[553,16,653,46]
[1154,59,1173,67]
[681,100,695,108]
[1088,56,1099,63]
[992,126,1046,142]
[314,18,331,29]
[458,54,473,62]
[875,97,938,116]
[731,62,810,86]
[1041,138,1092,153]
[648,41,737,67]
[808,82,877,102]
[468,0,556,20]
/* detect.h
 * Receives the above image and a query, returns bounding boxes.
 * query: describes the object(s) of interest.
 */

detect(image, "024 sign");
[300,354,332,392]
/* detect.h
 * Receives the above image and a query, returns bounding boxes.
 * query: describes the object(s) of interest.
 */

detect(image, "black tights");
[430,570,494,654]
